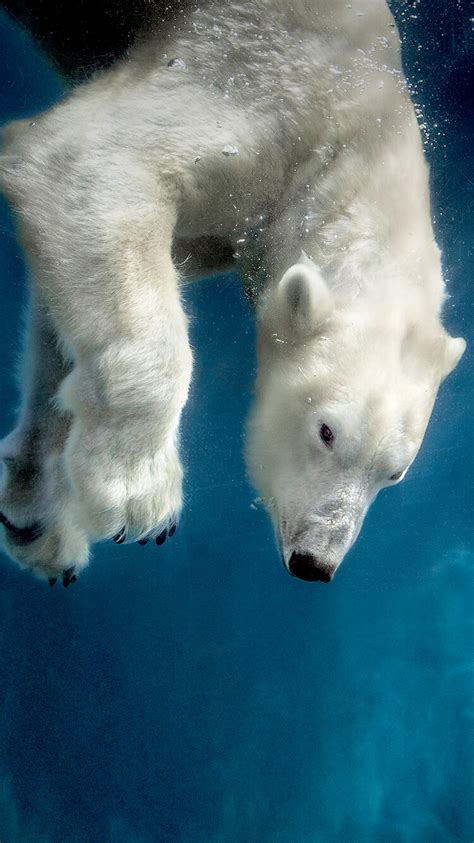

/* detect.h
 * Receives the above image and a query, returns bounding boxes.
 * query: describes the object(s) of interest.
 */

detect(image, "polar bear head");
[247,257,465,582]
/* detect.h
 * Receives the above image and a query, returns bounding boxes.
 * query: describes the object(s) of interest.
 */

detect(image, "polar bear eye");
[389,471,403,482]
[320,424,334,446]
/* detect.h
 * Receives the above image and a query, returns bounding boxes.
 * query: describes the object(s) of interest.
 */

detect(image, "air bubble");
[167,57,187,70]
[222,145,240,156]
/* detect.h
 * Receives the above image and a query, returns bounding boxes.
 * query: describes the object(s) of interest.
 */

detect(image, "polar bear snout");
[288,551,335,583]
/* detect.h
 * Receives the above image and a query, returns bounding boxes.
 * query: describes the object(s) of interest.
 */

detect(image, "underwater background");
[0,3,472,841]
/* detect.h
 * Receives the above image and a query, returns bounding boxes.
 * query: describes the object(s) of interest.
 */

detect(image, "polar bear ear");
[277,260,332,337]
[442,335,466,379]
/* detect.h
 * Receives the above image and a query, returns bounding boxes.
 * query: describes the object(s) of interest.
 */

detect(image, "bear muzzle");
[288,551,335,583]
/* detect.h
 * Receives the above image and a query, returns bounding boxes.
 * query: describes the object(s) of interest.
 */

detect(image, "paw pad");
[0,511,44,545]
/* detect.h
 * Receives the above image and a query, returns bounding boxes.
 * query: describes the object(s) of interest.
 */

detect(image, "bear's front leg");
[38,200,192,545]
[0,104,196,552]
[0,293,89,583]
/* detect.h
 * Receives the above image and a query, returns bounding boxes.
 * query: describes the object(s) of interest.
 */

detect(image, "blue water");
[0,7,472,842]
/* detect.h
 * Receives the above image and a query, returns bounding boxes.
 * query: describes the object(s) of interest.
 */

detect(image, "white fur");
[0,0,465,580]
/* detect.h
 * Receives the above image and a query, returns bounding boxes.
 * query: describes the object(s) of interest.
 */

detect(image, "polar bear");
[0,0,465,585]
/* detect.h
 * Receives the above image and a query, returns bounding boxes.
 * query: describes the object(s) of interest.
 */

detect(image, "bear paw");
[0,449,90,584]
[63,418,183,545]
[0,503,89,584]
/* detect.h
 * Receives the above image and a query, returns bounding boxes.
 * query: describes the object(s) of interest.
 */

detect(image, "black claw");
[138,538,149,546]
[168,523,176,537]
[62,567,76,587]
[113,528,126,544]
[155,528,168,546]
[0,511,44,545]
[48,577,57,587]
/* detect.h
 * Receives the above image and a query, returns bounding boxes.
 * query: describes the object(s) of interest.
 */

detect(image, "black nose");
[288,552,334,583]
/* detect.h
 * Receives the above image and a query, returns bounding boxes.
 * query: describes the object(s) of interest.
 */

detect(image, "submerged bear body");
[0,0,465,582]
